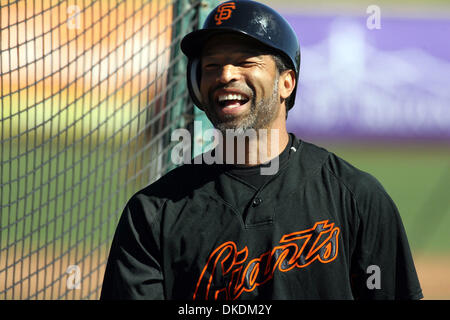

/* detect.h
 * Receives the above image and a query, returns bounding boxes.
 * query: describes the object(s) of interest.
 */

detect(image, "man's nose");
[218,64,240,83]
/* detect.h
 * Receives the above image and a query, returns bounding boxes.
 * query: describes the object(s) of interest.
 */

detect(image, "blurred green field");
[2,139,449,254]
[0,139,151,256]
[0,91,161,257]
[323,140,450,253]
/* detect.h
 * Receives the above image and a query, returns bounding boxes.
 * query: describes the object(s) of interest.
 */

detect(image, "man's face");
[199,34,281,133]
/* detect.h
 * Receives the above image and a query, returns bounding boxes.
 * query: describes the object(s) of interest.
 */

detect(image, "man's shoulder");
[131,161,215,203]
[299,139,388,200]
[320,145,398,219]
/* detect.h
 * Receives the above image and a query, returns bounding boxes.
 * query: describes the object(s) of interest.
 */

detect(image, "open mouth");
[216,93,250,109]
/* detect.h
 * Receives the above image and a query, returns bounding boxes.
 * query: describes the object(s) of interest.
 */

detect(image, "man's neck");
[219,127,289,167]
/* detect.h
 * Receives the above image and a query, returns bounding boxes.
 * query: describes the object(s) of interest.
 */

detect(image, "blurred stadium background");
[1,0,449,299]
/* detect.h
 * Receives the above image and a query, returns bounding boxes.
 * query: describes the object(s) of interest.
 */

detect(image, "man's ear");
[187,58,205,110]
[279,70,296,100]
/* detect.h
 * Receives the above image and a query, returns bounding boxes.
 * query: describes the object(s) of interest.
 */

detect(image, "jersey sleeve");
[100,194,165,300]
[349,174,423,300]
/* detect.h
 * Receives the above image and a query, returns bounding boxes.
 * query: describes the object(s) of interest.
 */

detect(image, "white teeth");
[218,94,246,102]
[224,103,240,109]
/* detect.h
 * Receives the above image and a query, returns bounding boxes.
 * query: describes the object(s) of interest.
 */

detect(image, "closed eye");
[238,60,256,67]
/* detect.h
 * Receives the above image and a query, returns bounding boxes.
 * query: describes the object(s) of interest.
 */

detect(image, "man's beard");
[206,77,280,136]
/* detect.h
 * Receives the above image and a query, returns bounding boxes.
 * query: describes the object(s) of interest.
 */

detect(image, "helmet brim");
[181,27,270,59]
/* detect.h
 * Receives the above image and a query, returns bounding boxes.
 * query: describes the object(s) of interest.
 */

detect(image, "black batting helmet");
[180,0,301,110]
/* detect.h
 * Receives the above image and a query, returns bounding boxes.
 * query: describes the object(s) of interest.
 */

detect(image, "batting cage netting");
[1,0,210,299]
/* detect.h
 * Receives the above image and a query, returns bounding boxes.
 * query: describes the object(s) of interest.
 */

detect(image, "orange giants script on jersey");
[193,220,340,300]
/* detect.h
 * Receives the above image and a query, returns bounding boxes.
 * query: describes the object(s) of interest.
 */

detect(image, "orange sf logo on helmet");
[214,2,236,25]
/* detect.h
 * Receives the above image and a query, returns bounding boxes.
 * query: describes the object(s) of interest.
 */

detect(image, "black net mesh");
[0,0,200,299]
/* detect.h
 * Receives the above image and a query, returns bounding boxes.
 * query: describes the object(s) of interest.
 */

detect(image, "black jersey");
[100,134,423,300]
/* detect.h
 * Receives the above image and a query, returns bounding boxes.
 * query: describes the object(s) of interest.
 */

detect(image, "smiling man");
[199,34,292,134]
[100,0,423,300]
[195,32,295,169]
